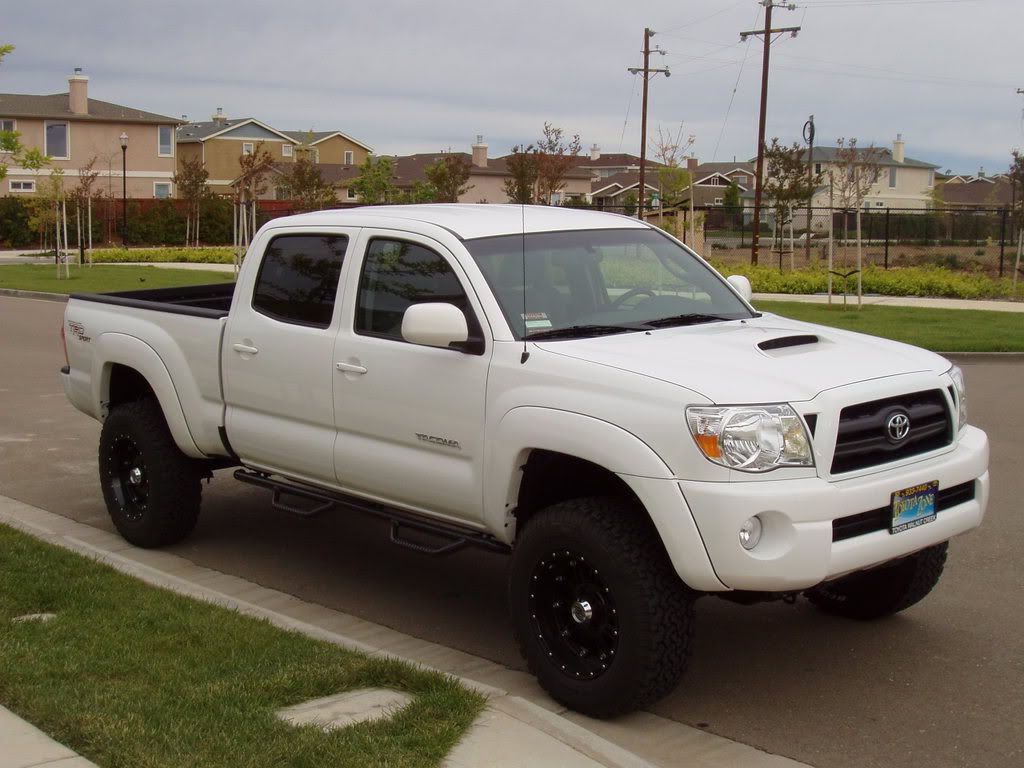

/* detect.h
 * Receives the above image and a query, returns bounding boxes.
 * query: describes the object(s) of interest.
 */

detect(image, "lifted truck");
[60,205,989,717]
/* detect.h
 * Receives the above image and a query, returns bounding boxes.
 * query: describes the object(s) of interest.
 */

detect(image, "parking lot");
[2,294,1021,768]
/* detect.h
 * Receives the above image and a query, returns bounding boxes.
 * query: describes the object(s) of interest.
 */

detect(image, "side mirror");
[401,303,469,349]
[726,274,753,303]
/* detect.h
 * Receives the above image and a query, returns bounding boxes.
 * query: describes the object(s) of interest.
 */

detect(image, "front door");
[332,232,491,525]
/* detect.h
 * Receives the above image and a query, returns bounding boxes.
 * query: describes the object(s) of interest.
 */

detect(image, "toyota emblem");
[886,412,911,442]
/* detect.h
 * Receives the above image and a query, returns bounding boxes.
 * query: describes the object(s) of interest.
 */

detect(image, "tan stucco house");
[0,69,181,198]
[280,130,372,167]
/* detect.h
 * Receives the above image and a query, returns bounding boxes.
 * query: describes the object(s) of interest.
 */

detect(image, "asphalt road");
[2,295,1021,768]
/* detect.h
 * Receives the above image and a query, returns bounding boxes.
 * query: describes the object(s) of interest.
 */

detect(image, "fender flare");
[93,333,203,458]
[485,407,722,591]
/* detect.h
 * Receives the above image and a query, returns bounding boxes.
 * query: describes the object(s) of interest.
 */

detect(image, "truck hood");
[534,313,951,404]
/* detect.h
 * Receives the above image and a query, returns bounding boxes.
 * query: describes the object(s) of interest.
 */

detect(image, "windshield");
[465,227,755,340]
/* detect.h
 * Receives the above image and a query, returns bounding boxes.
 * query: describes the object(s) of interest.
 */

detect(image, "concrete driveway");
[1,295,1020,768]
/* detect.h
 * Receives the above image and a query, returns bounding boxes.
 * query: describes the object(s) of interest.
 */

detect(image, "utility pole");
[628,28,670,220]
[741,1,800,264]
[803,114,815,263]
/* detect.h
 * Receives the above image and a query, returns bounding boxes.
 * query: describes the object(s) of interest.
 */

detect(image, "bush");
[0,196,32,247]
[92,247,234,264]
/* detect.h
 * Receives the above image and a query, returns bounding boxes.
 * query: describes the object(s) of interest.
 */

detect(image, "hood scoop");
[758,334,820,352]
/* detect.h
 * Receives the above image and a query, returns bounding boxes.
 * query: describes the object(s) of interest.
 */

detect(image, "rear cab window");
[252,234,349,328]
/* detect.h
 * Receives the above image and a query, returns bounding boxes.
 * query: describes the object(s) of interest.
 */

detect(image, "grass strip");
[756,300,1024,352]
[0,264,234,294]
[0,524,485,768]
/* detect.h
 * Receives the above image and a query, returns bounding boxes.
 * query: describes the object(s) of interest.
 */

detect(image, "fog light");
[739,516,763,550]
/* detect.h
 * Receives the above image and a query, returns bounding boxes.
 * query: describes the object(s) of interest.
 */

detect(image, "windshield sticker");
[522,312,552,329]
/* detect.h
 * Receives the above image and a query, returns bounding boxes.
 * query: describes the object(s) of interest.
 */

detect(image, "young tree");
[397,180,437,204]
[652,125,695,207]
[278,156,337,212]
[535,123,581,205]
[69,157,100,264]
[350,155,397,205]
[763,138,821,267]
[503,145,539,204]
[173,156,211,246]
[722,180,742,214]
[1009,150,1024,293]
[424,154,472,203]
[830,137,884,303]
[233,142,275,270]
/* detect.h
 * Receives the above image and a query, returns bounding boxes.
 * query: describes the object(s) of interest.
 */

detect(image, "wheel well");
[107,364,157,408]
[515,450,645,531]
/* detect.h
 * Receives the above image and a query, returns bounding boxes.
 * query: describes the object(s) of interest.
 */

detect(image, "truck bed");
[70,282,234,319]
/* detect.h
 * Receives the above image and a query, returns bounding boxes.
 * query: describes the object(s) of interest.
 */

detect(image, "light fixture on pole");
[627,27,670,220]
[119,132,128,248]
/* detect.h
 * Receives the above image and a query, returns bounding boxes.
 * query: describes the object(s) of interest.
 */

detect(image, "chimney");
[893,133,905,163]
[686,156,699,174]
[212,107,228,125]
[978,166,986,178]
[471,134,487,168]
[590,144,601,161]
[68,68,88,115]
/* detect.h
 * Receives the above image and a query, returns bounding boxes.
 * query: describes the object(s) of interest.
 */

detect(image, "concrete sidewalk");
[0,496,808,768]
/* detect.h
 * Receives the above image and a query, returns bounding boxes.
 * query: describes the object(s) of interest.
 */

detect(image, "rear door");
[222,229,354,484]
[332,231,491,524]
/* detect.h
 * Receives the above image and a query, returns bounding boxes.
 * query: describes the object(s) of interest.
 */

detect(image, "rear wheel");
[806,542,948,620]
[509,497,694,718]
[99,399,202,548]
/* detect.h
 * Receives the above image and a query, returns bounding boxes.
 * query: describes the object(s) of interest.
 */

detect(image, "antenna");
[520,204,530,364]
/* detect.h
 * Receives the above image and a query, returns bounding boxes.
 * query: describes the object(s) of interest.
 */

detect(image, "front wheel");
[99,399,202,548]
[805,542,948,620]
[509,497,694,718]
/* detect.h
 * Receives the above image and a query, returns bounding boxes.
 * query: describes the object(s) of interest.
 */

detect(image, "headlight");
[948,364,967,431]
[686,404,814,472]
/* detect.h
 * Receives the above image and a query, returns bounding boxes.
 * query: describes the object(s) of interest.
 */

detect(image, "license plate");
[890,481,939,534]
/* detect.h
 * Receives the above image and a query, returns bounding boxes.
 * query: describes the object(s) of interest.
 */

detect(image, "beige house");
[0,69,181,198]
[280,130,371,167]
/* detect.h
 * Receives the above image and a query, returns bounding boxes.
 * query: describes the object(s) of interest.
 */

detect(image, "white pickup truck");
[61,205,989,717]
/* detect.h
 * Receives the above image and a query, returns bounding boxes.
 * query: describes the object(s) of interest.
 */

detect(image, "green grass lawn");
[0,264,234,294]
[756,300,1024,352]
[0,524,485,768]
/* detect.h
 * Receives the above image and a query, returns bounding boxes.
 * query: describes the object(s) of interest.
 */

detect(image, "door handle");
[335,361,368,375]
[232,343,259,355]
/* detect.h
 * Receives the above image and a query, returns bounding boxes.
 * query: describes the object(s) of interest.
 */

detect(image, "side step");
[233,469,510,556]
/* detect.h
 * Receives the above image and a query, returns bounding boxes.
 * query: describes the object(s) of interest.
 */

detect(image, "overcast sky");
[4,0,1022,174]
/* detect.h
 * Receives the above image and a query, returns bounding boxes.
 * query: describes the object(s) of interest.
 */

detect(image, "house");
[590,173,658,209]
[805,135,939,211]
[0,69,181,198]
[279,130,371,167]
[575,147,663,180]
[590,159,753,210]
[940,173,1014,208]
[177,110,373,198]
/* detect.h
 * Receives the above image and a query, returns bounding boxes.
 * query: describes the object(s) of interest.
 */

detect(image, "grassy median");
[0,524,484,768]
[0,264,233,294]
[754,300,1024,352]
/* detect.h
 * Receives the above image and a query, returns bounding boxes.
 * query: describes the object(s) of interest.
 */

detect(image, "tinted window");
[252,234,347,327]
[355,239,469,340]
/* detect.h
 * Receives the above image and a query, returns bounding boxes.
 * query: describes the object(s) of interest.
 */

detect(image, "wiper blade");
[644,313,733,328]
[525,323,651,341]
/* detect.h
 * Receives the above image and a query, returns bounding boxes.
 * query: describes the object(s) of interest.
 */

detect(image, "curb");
[0,288,68,302]
[0,497,808,768]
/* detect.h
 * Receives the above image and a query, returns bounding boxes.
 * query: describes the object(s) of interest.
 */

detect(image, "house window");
[158,125,173,157]
[814,163,822,175]
[344,150,354,165]
[0,119,15,152]
[714,197,724,205]
[928,169,935,187]
[735,174,748,186]
[10,179,34,192]
[242,142,254,155]
[312,149,320,164]
[45,121,69,159]
[154,182,172,199]
[347,188,357,199]
[889,167,897,188]
[282,144,293,157]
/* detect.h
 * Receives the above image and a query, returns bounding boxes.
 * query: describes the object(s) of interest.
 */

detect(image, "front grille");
[831,389,953,474]
[832,480,976,542]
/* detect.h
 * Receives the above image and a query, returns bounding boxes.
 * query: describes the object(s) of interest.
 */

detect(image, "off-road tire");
[99,399,202,548]
[509,496,695,718]
[806,542,948,620]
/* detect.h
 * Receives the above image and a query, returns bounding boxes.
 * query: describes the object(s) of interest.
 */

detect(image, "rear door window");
[252,234,348,328]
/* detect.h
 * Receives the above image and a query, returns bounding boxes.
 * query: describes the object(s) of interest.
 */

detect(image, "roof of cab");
[268,204,648,241]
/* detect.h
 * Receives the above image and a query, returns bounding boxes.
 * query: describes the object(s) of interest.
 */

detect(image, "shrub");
[91,247,234,264]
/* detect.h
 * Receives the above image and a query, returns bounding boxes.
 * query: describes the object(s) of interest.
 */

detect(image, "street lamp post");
[119,132,128,248]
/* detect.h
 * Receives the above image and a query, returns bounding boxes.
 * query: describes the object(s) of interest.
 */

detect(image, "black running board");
[233,469,510,556]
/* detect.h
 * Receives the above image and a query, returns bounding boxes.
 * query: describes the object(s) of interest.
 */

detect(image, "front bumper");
[678,425,989,591]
